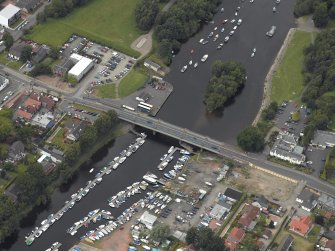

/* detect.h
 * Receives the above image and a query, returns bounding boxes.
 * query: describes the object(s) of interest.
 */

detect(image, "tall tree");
[313,3,329,27]
[237,126,265,152]
[3,32,13,50]
[79,126,97,151]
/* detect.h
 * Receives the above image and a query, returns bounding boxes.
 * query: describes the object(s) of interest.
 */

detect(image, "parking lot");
[58,99,100,123]
[305,146,329,177]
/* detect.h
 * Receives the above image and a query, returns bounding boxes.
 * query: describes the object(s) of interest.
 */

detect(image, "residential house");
[8,43,26,60]
[318,193,335,213]
[252,195,269,211]
[223,188,243,203]
[238,204,260,230]
[225,227,245,250]
[276,234,293,251]
[269,132,306,165]
[24,97,41,113]
[325,240,335,251]
[209,204,226,220]
[262,229,272,240]
[31,45,47,64]
[311,130,335,149]
[296,187,319,212]
[289,215,313,236]
[144,60,161,72]
[16,0,42,13]
[8,141,25,162]
[16,108,32,120]
[65,120,88,142]
[30,92,56,110]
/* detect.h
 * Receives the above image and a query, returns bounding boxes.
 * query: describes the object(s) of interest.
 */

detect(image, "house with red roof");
[289,215,313,236]
[24,97,41,113]
[238,204,260,230]
[225,227,245,250]
[16,109,32,120]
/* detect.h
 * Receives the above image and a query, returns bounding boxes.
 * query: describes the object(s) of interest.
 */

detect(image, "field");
[271,31,315,103]
[118,69,148,98]
[94,84,117,99]
[26,0,142,57]
[0,52,23,70]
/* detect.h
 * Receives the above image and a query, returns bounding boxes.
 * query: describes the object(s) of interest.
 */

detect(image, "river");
[1,0,297,250]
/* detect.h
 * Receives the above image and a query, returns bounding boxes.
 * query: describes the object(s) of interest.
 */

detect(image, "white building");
[139,211,157,230]
[0,4,21,28]
[68,53,94,81]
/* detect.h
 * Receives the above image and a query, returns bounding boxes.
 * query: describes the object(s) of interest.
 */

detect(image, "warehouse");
[68,53,94,81]
[0,4,21,28]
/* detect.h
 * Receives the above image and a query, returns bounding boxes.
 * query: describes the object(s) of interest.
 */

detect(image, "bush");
[237,126,265,152]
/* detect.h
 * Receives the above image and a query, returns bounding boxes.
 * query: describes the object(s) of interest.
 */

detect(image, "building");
[31,112,55,128]
[325,240,335,251]
[252,195,269,211]
[209,204,226,220]
[296,188,319,212]
[289,215,313,236]
[238,204,260,230]
[8,42,26,60]
[311,130,335,149]
[225,227,245,250]
[276,234,293,251]
[68,53,94,81]
[139,211,157,230]
[0,4,21,28]
[31,45,48,64]
[24,97,41,112]
[16,108,32,120]
[16,0,42,13]
[223,188,243,203]
[318,193,335,213]
[65,120,88,142]
[262,229,272,240]
[270,132,306,165]
[8,141,25,162]
[144,60,161,72]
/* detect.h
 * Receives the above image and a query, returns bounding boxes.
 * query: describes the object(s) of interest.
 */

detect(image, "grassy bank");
[94,84,117,99]
[275,229,314,251]
[26,0,142,58]
[118,69,148,98]
[271,31,315,103]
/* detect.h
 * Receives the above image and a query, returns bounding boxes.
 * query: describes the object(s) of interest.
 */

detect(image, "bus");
[122,105,135,111]
[139,102,153,108]
[137,104,151,112]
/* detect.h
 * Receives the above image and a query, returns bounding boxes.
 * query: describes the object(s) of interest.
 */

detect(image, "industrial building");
[0,4,21,28]
[68,53,94,81]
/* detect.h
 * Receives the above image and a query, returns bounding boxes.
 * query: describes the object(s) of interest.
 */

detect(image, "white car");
[233,26,237,30]
[237,19,242,25]
[229,30,235,36]
[199,38,204,44]
[181,65,187,73]
[224,36,229,43]
[221,7,224,12]
[230,19,236,23]
[250,0,254,2]
[221,27,225,32]
[214,27,218,31]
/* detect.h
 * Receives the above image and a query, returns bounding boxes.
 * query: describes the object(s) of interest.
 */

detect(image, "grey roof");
[9,43,26,58]
[224,188,243,201]
[144,60,161,70]
[210,204,226,220]
[318,193,335,211]
[311,130,335,147]
[324,231,335,240]
[253,195,269,208]
[32,46,47,64]
[280,133,297,145]
[218,200,233,211]
[16,0,41,11]
[276,234,293,251]
[297,188,319,210]
[0,4,20,19]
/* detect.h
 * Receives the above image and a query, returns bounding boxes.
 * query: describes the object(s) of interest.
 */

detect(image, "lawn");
[271,30,315,103]
[118,69,148,98]
[276,229,314,251]
[51,128,68,151]
[26,0,143,57]
[0,52,23,70]
[94,84,117,99]
[307,225,321,242]
[73,103,101,113]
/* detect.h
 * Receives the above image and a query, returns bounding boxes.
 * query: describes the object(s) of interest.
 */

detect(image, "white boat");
[180,149,190,155]
[178,177,186,181]
[189,60,193,65]
[201,54,208,62]
[146,172,158,179]
[143,175,157,185]
[138,139,145,145]
[112,163,119,169]
[160,154,167,161]
[89,168,94,173]
[194,62,198,68]
[168,146,174,153]
[158,161,168,171]
[119,156,126,163]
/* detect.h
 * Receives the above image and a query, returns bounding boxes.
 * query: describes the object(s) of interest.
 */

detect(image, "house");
[31,45,47,64]
[262,229,272,240]
[225,227,245,250]
[238,204,260,230]
[276,234,293,251]
[311,130,335,149]
[139,211,157,230]
[39,95,55,110]
[8,141,25,161]
[16,0,42,13]
[16,108,32,120]
[252,195,269,211]
[289,215,313,236]
[269,132,306,165]
[0,4,21,28]
[296,187,319,212]
[24,97,41,113]
[318,193,335,213]
[8,42,26,60]
[65,120,88,142]
[223,188,243,203]
[31,112,55,128]
[144,60,161,72]
[218,201,232,212]
[209,204,226,220]
[325,240,335,251]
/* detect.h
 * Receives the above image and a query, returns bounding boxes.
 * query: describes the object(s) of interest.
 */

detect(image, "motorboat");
[113,162,119,170]
[160,154,168,161]
[168,146,174,153]
[201,54,208,62]
[180,149,190,155]
[181,65,187,73]
[189,60,193,65]
[88,209,100,217]
[119,156,126,163]
[167,156,173,162]
[89,168,94,173]
[96,177,102,183]
[194,62,198,68]
[146,172,158,179]
[142,175,157,185]
[158,161,168,171]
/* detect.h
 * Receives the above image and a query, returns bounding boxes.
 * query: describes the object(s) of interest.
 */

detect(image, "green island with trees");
[204,61,247,113]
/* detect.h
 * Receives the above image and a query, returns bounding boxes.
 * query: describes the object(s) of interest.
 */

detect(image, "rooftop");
[68,55,93,77]
[223,187,243,201]
[311,130,335,147]
[0,4,21,19]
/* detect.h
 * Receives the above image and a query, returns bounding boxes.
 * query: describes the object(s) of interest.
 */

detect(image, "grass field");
[0,52,23,70]
[94,84,117,99]
[271,30,315,103]
[118,69,148,98]
[51,128,68,151]
[26,0,142,57]
[276,230,313,251]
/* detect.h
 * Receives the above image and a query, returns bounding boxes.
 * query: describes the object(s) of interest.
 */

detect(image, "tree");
[0,194,19,243]
[313,3,329,28]
[20,45,32,63]
[0,143,8,160]
[135,0,159,31]
[186,227,198,244]
[3,32,13,50]
[0,117,13,142]
[94,113,112,136]
[49,47,59,59]
[150,224,171,242]
[17,125,34,143]
[65,143,80,164]
[79,126,97,151]
[261,101,278,121]
[186,227,226,251]
[157,39,172,64]
[237,126,265,152]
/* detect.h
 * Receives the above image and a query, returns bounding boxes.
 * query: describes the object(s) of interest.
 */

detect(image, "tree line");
[205,61,246,113]
[37,0,88,23]
[154,0,222,64]
[301,29,335,145]
[294,0,335,27]
[135,0,159,31]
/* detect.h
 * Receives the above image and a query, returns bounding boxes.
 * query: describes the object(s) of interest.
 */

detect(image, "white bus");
[137,104,151,112]
[122,105,135,111]
[139,102,153,108]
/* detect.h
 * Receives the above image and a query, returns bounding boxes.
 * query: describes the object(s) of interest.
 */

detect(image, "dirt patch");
[130,31,153,59]
[227,166,296,201]
[36,75,75,93]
